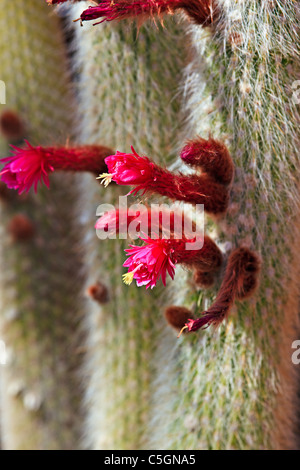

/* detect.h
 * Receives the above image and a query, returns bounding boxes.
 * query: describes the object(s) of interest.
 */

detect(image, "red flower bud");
[180,136,234,186]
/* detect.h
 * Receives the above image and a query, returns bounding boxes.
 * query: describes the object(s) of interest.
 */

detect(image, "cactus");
[0,0,85,450]
[0,0,298,451]
[68,2,186,449]
[70,0,299,450]
[148,0,300,450]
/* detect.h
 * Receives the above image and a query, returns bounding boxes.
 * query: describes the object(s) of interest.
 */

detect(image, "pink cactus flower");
[0,141,54,193]
[123,237,176,289]
[0,141,112,194]
[122,235,222,289]
[100,147,155,191]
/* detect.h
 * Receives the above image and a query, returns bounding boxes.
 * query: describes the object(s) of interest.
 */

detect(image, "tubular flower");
[77,0,218,27]
[123,237,176,289]
[100,147,230,215]
[99,148,155,189]
[179,247,261,335]
[123,235,222,289]
[0,141,113,194]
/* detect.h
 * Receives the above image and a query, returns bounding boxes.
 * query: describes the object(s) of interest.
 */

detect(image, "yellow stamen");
[98,173,113,187]
[122,264,143,287]
[177,325,188,338]
[122,271,134,286]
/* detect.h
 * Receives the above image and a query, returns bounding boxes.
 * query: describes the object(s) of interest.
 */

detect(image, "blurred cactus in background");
[0,0,299,451]
[0,0,86,450]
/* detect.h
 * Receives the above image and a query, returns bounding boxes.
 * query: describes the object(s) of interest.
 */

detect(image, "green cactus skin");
[150,0,300,450]
[69,3,187,449]
[0,1,86,450]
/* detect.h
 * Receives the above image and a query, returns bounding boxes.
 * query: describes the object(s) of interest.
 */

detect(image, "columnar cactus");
[68,2,186,449]
[0,0,86,449]
[149,0,300,450]
[69,0,299,450]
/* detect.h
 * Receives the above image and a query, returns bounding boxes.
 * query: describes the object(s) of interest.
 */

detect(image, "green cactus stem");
[69,2,187,449]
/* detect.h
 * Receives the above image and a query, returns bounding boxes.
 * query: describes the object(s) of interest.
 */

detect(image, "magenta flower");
[123,237,176,289]
[100,147,155,192]
[122,235,222,289]
[0,141,112,194]
[100,146,230,215]
[0,141,54,194]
